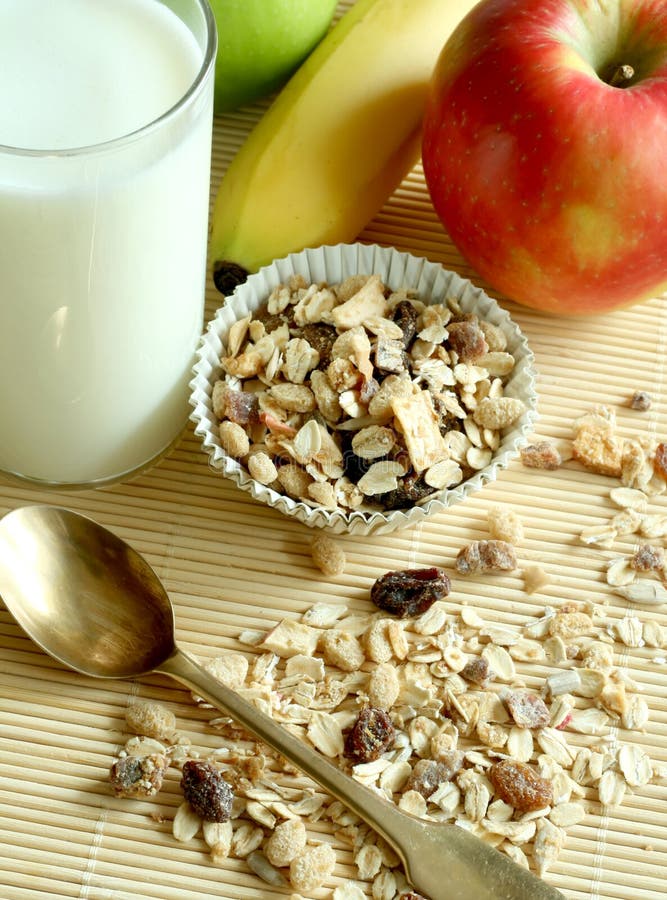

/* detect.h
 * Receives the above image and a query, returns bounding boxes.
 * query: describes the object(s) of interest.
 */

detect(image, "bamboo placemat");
[1,10,666,899]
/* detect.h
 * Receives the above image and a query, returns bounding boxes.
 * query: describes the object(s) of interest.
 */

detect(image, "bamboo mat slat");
[2,2,667,896]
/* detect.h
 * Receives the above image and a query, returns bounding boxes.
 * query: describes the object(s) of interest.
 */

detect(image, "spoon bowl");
[0,505,565,900]
[0,505,175,677]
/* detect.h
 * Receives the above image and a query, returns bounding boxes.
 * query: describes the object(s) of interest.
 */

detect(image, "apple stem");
[608,64,635,88]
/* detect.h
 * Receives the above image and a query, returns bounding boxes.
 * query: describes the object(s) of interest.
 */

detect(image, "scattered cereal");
[523,564,550,595]
[125,701,176,742]
[488,505,524,544]
[265,818,307,868]
[311,533,346,576]
[289,842,336,893]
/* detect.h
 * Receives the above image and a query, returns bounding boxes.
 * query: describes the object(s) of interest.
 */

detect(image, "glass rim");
[0,0,217,158]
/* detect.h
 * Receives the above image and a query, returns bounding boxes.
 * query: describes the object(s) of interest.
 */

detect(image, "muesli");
[211,274,526,513]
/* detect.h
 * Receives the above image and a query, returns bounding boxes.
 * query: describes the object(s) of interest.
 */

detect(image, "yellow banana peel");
[210,0,479,293]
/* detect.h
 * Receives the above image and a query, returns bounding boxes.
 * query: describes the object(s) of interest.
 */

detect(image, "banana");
[210,0,480,294]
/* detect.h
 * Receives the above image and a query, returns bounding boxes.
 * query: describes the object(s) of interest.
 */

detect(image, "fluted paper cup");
[189,244,538,535]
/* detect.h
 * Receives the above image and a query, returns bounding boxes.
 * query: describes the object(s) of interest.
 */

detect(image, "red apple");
[421,0,667,315]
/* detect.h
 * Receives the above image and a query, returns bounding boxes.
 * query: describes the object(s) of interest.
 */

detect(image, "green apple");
[210,0,338,113]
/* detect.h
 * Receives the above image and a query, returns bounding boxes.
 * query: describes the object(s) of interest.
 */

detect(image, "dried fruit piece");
[519,441,562,470]
[392,299,419,347]
[504,691,550,729]
[109,753,169,798]
[654,442,667,482]
[630,543,664,572]
[460,656,493,687]
[447,319,488,362]
[404,759,449,798]
[344,707,395,763]
[302,322,337,368]
[630,390,652,411]
[489,759,553,812]
[380,472,435,510]
[180,760,234,823]
[370,568,451,617]
[455,540,517,575]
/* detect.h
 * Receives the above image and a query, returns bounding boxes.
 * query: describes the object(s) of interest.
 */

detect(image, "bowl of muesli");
[189,243,537,534]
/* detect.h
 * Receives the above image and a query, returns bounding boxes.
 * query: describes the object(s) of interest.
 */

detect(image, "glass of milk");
[0,0,217,487]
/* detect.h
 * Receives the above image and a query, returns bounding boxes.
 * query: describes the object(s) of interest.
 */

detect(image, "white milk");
[0,0,215,484]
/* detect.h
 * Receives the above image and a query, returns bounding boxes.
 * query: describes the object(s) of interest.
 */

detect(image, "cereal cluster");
[212,274,526,513]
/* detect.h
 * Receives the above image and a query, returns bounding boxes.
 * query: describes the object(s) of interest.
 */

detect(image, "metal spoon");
[0,505,565,900]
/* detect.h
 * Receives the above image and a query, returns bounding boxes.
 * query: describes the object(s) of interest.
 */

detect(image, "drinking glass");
[0,0,217,487]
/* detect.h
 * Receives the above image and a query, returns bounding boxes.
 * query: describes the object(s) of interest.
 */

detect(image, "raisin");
[460,656,493,687]
[379,472,435,510]
[519,441,562,470]
[447,319,488,362]
[370,567,451,618]
[654,443,667,482]
[631,390,652,411]
[340,431,377,482]
[181,760,234,822]
[504,691,551,729]
[630,543,664,571]
[344,707,395,763]
[399,894,428,900]
[455,540,517,575]
[432,395,463,437]
[404,759,449,798]
[392,299,420,347]
[301,323,337,368]
[489,759,553,812]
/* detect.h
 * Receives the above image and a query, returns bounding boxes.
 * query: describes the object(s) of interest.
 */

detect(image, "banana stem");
[213,261,250,295]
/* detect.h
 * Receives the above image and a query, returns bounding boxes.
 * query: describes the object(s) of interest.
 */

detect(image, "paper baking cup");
[190,244,538,535]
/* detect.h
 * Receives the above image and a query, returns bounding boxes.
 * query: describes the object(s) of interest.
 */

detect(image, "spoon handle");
[159,647,565,900]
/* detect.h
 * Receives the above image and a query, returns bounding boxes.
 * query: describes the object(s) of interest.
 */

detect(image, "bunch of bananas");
[209,0,478,294]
